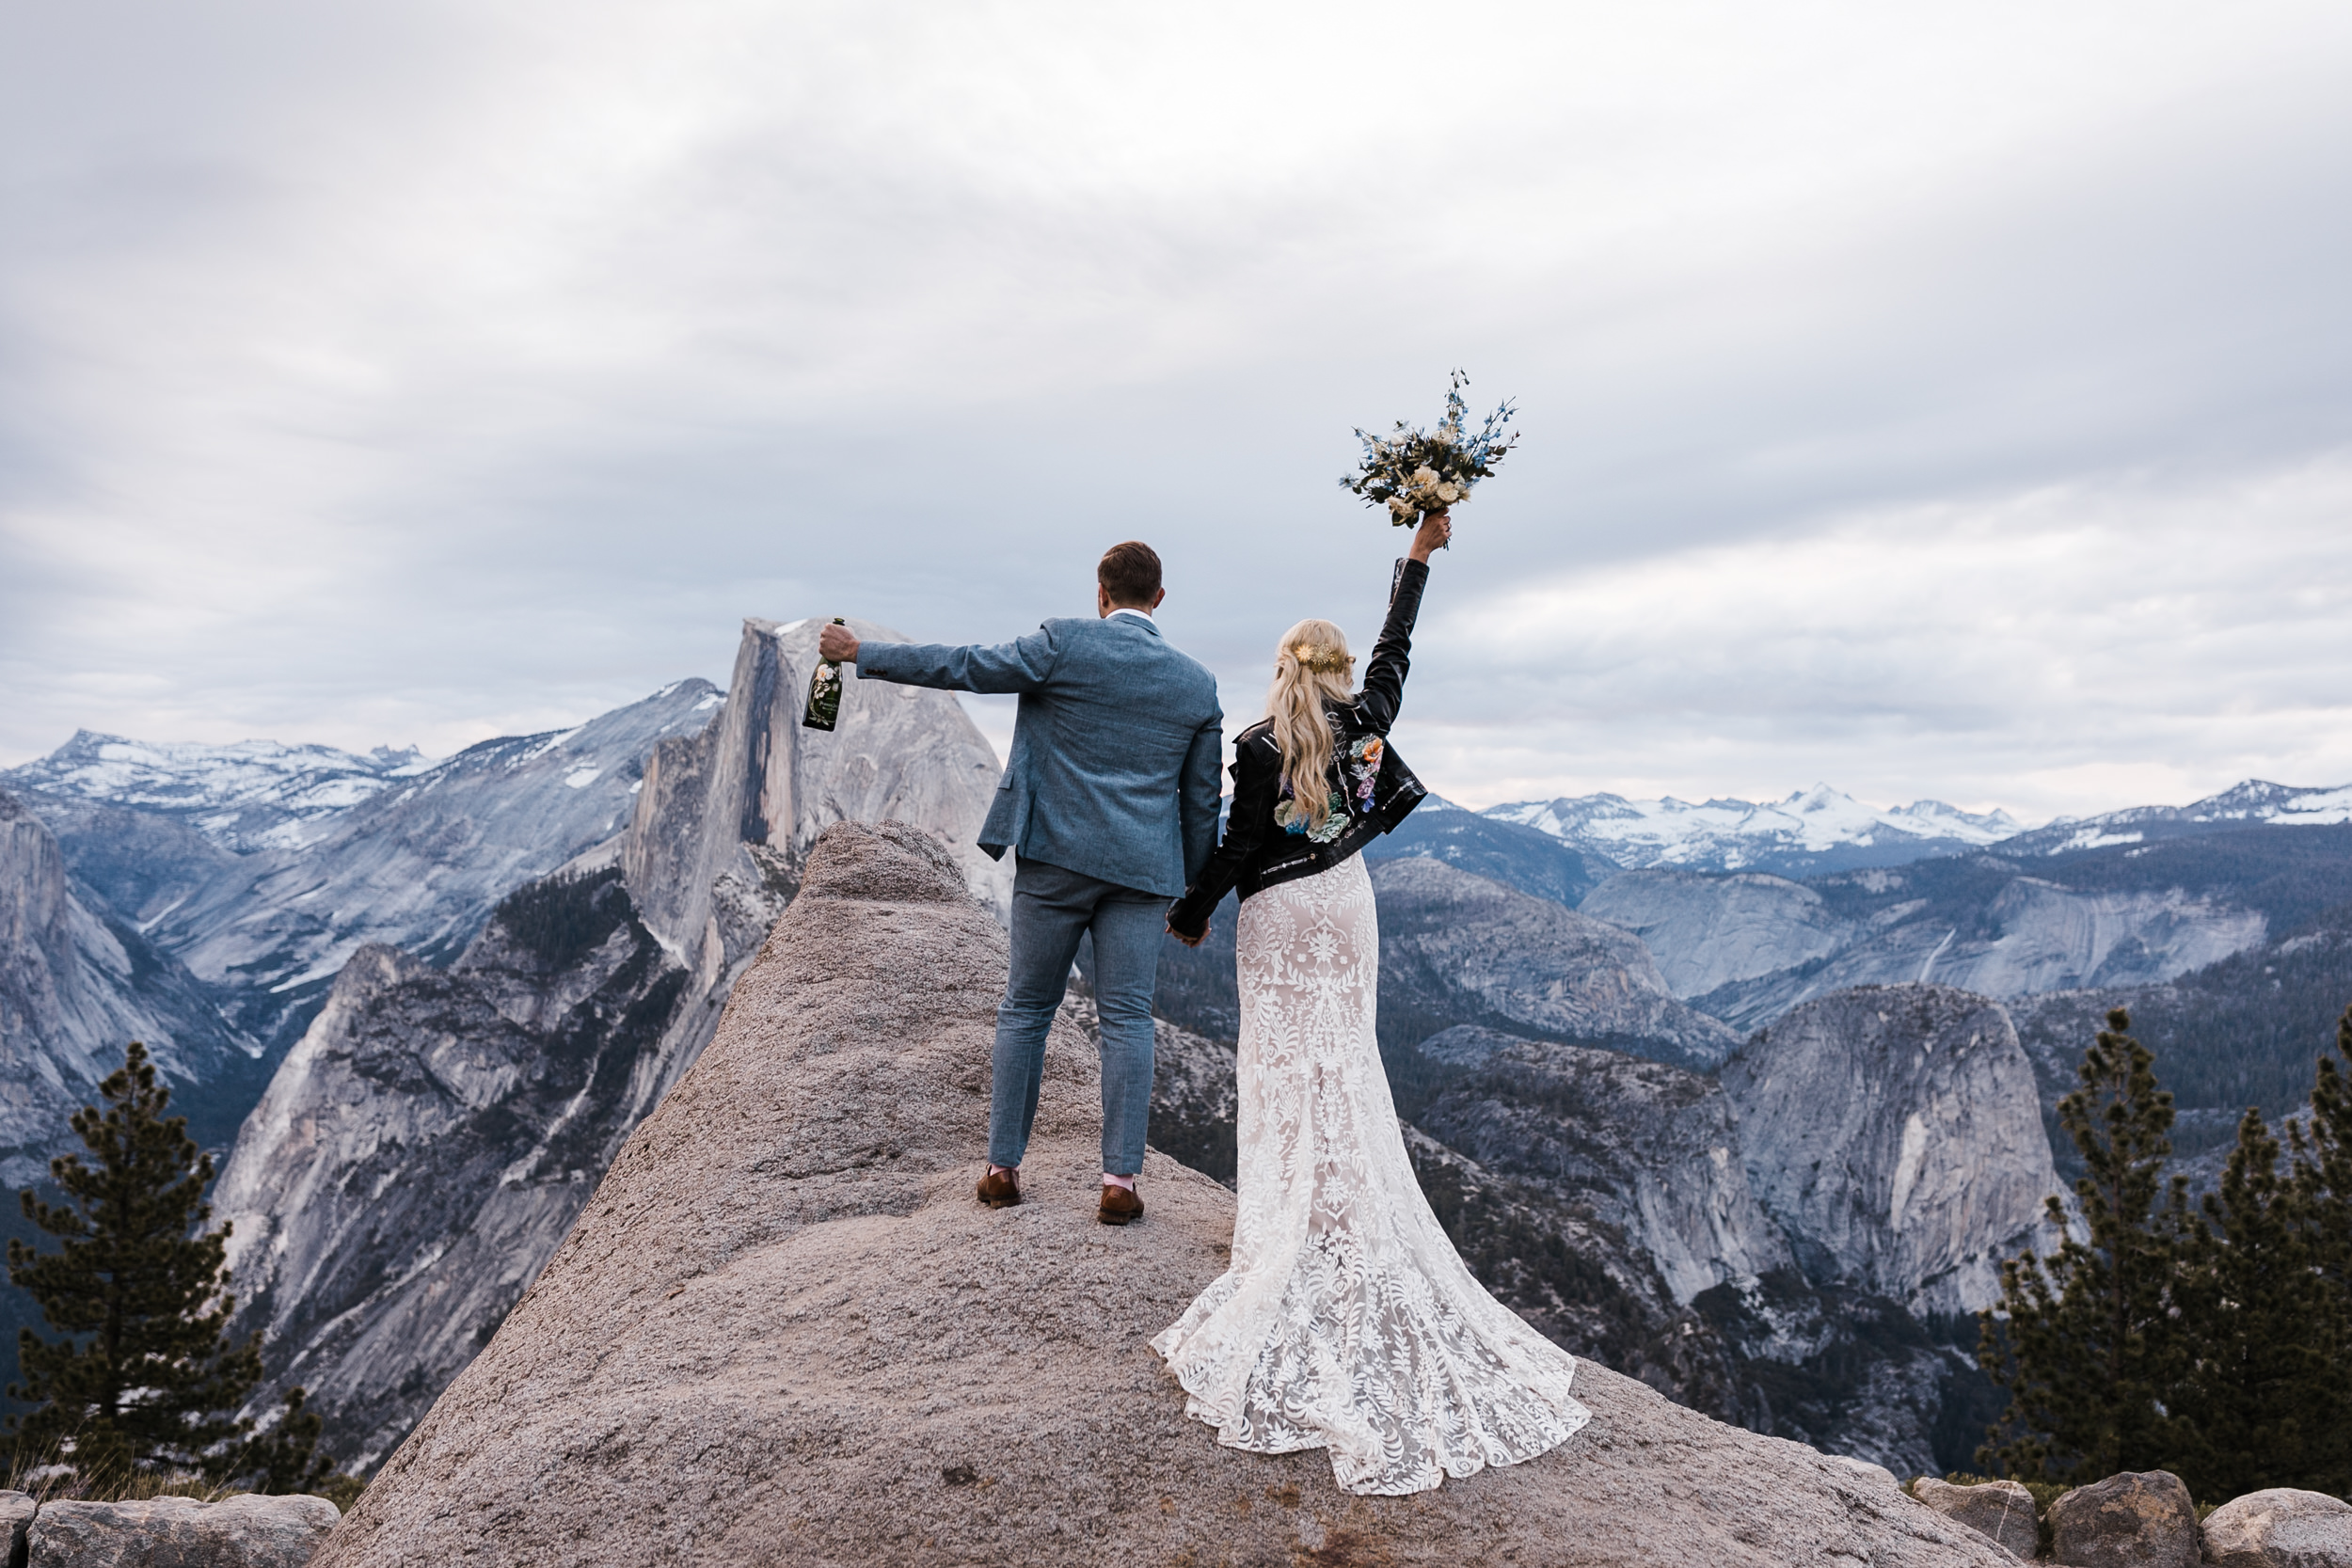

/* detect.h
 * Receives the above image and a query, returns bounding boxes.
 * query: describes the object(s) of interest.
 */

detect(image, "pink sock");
[1103,1172,1136,1191]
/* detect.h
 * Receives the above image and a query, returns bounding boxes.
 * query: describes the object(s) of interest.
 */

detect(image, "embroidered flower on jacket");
[1348,736,1385,805]
[1276,785,1350,843]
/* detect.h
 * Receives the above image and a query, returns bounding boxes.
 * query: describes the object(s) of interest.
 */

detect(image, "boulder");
[2046,1470,2201,1568]
[1911,1478,2039,1560]
[26,1494,340,1567]
[2202,1488,2352,1568]
[313,820,2015,1568]
[3,1490,34,1562]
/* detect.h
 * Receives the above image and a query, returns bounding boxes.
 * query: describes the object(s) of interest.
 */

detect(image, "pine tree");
[5,1041,261,1476]
[1979,1007,2191,1482]
[2280,1004,2352,1495]
[2169,1107,2331,1499]
[237,1386,341,1497]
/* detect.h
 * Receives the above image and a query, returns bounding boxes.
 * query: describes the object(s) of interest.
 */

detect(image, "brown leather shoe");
[1098,1183,1143,1226]
[977,1167,1021,1209]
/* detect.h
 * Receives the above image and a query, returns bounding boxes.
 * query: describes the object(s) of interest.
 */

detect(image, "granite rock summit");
[316,821,2010,1568]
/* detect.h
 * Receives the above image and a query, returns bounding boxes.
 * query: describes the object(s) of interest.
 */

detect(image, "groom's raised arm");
[853,624,1063,694]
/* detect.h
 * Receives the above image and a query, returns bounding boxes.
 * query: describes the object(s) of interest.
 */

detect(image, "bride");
[1156,510,1590,1496]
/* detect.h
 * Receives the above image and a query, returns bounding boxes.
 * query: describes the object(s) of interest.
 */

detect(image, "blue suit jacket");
[855,613,1224,897]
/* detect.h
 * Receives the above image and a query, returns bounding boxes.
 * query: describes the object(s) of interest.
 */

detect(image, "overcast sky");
[4,0,2349,821]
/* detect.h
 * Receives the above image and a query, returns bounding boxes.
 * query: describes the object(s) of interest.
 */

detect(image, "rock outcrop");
[213,623,1003,1465]
[1722,984,2063,1316]
[1368,858,1742,1069]
[313,821,2010,1568]
[2201,1488,2352,1568]
[25,1493,340,1568]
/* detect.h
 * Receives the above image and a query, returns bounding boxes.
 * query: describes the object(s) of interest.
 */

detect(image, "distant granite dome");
[1722,984,2064,1317]
[313,821,2011,1568]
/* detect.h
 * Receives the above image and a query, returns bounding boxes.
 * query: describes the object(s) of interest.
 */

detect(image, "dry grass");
[3,1446,365,1513]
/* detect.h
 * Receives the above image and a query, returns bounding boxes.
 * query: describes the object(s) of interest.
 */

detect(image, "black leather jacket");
[1167,558,1430,940]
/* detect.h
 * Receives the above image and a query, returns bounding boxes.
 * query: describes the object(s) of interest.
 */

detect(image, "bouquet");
[1340,370,1518,528]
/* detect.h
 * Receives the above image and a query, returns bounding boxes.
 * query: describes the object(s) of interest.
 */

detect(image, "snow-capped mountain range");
[1995,780,2352,857]
[1470,777,2352,879]
[1481,784,2026,878]
[1,732,430,853]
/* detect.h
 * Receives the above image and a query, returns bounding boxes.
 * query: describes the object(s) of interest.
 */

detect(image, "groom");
[818,542,1222,1225]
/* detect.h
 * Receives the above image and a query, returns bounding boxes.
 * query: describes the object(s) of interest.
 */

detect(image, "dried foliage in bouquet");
[1340,370,1518,529]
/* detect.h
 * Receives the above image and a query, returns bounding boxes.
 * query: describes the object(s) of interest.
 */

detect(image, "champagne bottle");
[802,618,848,732]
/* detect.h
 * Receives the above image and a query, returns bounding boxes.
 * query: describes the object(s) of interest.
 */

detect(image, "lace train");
[1151,854,1589,1495]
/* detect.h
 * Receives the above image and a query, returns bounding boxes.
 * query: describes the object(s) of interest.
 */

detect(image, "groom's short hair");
[1098,541,1163,607]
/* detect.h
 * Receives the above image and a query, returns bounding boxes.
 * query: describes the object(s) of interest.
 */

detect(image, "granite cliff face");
[313,822,2009,1568]
[0,789,248,1185]
[1599,856,2275,1035]
[1346,1006,2037,1479]
[1580,869,1853,999]
[1410,1024,1790,1304]
[624,616,1009,976]
[213,621,1003,1465]
[1368,857,1742,1069]
[211,872,692,1468]
[1722,984,2063,1317]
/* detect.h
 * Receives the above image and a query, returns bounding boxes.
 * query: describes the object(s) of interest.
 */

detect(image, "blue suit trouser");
[988,857,1161,1176]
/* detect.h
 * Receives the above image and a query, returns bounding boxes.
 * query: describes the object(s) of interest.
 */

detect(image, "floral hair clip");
[1288,644,1353,674]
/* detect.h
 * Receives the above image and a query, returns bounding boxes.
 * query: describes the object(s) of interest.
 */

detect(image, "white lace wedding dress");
[1151,854,1591,1495]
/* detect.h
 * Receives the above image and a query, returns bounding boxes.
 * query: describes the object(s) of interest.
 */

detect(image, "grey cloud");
[3,1,2350,822]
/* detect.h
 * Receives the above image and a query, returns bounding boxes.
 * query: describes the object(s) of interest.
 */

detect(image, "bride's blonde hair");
[1266,618,1356,835]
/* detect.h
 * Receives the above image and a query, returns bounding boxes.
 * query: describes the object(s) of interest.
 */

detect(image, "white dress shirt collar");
[1106,606,1157,626]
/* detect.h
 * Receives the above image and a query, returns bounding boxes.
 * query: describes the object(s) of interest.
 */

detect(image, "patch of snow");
[563,767,602,790]
[2049,830,2145,854]
[692,692,723,711]
[520,726,587,763]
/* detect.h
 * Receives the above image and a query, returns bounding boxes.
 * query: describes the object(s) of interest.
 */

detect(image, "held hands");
[1167,921,1205,948]
[818,622,861,664]
[1407,510,1452,562]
